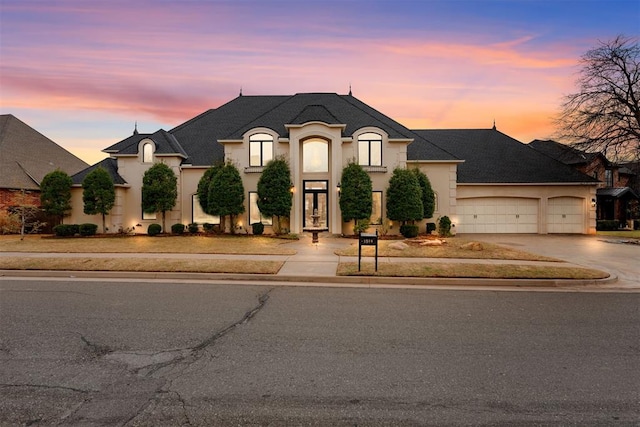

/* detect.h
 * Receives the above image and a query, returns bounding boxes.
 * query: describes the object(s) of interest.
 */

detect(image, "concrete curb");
[0,269,619,288]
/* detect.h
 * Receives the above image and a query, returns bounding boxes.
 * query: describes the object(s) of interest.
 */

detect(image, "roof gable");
[0,114,88,190]
[71,157,127,186]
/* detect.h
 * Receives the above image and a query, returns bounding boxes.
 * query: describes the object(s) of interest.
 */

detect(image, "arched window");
[249,133,273,166]
[303,138,329,173]
[358,132,382,166]
[142,142,153,163]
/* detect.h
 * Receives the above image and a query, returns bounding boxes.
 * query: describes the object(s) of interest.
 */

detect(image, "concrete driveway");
[463,234,640,288]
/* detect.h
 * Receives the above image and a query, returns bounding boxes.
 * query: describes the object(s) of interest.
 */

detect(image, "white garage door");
[458,198,539,233]
[547,197,585,234]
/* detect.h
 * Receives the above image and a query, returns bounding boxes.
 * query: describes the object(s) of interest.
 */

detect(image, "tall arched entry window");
[302,138,328,173]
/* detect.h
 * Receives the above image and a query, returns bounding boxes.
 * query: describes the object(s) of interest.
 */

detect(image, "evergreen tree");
[82,167,115,233]
[411,168,435,219]
[142,162,177,232]
[386,168,423,225]
[208,162,245,233]
[257,156,292,234]
[196,164,223,215]
[339,162,373,233]
[40,169,73,225]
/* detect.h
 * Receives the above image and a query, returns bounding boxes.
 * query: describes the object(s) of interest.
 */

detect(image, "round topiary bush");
[148,223,162,236]
[171,223,185,234]
[188,223,199,234]
[400,224,419,238]
[53,224,77,237]
[251,222,264,235]
[438,216,452,237]
[79,223,98,236]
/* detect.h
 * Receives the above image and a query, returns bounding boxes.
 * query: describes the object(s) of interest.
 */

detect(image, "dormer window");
[358,132,382,166]
[142,142,154,163]
[249,133,273,167]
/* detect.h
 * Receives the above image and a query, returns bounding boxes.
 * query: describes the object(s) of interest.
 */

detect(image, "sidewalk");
[2,233,634,290]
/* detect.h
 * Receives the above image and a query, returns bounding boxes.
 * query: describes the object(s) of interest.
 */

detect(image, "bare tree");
[556,35,640,161]
[9,189,46,240]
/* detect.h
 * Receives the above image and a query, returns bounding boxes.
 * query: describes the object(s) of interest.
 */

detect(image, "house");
[68,93,599,234]
[530,139,639,226]
[0,114,88,216]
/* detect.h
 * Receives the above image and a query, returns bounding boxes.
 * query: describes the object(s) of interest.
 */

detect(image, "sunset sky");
[1,0,638,165]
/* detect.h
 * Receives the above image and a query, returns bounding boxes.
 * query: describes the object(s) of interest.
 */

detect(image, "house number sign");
[358,231,379,272]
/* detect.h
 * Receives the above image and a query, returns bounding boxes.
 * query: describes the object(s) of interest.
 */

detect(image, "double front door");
[303,180,328,229]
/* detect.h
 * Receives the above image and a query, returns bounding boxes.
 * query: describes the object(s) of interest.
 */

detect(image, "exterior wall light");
[591,198,596,208]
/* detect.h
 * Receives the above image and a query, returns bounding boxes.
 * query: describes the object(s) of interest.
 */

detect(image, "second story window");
[358,132,382,166]
[605,169,613,187]
[142,142,153,163]
[249,133,273,167]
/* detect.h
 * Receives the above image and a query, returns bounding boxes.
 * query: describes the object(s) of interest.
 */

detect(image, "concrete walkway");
[2,233,637,291]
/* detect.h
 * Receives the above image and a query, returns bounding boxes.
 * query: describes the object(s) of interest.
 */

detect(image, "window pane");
[249,192,272,225]
[192,195,220,224]
[358,141,369,166]
[142,210,156,220]
[142,143,153,163]
[250,141,261,166]
[262,140,273,165]
[303,139,328,172]
[370,140,382,166]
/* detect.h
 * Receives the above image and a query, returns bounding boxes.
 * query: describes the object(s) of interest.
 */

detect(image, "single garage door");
[458,198,539,233]
[547,197,585,233]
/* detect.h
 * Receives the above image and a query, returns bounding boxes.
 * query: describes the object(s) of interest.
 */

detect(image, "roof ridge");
[221,95,295,139]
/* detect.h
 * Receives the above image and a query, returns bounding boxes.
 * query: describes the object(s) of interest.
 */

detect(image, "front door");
[303,180,328,229]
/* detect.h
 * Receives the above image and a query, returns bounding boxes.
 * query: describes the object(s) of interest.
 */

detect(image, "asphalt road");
[1,279,639,426]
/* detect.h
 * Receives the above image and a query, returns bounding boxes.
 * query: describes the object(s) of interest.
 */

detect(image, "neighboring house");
[0,114,88,215]
[68,93,599,234]
[530,139,639,226]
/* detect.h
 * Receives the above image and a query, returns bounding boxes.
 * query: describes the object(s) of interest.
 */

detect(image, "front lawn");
[0,234,297,255]
[335,237,560,262]
[597,230,640,239]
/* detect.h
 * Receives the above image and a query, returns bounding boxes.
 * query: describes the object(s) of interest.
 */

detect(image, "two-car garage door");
[457,197,586,234]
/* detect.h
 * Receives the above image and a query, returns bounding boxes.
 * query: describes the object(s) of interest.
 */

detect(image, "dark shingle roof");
[597,187,639,199]
[0,114,88,190]
[414,129,599,184]
[529,139,603,166]
[168,93,457,166]
[71,158,127,186]
[103,129,187,158]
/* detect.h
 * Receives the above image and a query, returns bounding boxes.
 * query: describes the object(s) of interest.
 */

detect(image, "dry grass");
[337,262,609,280]
[0,234,297,255]
[335,238,559,262]
[0,257,283,274]
[597,230,640,239]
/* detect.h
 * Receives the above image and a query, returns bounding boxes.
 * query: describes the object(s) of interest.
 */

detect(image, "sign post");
[358,230,378,272]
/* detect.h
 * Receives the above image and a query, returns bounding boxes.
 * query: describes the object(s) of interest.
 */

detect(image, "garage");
[457,198,539,233]
[547,197,585,233]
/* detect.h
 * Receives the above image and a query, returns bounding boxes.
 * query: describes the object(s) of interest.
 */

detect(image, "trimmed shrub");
[188,223,199,234]
[171,223,185,234]
[251,222,265,235]
[148,223,162,236]
[79,223,98,236]
[438,216,452,237]
[353,218,370,235]
[53,224,77,237]
[203,223,215,233]
[596,220,619,231]
[426,222,436,234]
[400,224,419,238]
